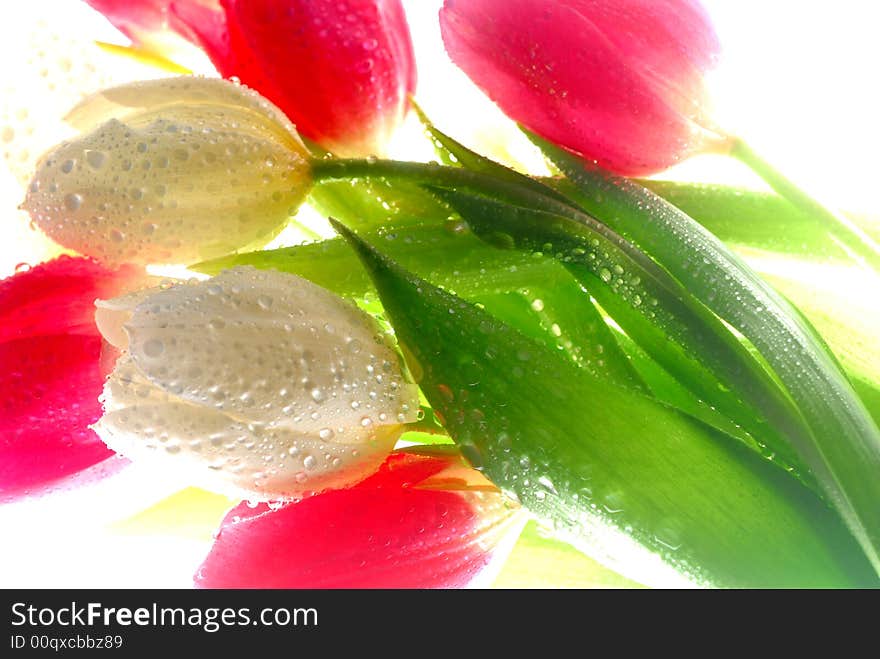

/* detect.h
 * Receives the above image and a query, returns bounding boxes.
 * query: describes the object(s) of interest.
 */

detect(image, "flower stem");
[310,157,574,217]
[730,138,880,270]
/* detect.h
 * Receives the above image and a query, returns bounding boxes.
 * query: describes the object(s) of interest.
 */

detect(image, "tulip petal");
[0,334,114,502]
[23,77,312,266]
[194,451,523,588]
[0,335,116,501]
[94,266,420,499]
[96,394,401,501]
[440,0,720,175]
[0,257,145,501]
[63,76,303,151]
[115,266,419,430]
[188,0,417,156]
[0,256,143,343]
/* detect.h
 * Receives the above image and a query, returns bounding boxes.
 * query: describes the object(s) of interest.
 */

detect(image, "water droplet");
[256,294,273,310]
[63,193,82,211]
[654,521,682,551]
[303,455,317,471]
[319,428,334,441]
[603,491,624,514]
[531,298,545,312]
[86,150,106,169]
[142,338,165,358]
[538,475,559,496]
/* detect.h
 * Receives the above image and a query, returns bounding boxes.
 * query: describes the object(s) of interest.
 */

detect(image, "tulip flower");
[93,265,421,500]
[439,0,725,176]
[84,0,417,157]
[0,256,146,502]
[22,76,313,266]
[196,449,525,588]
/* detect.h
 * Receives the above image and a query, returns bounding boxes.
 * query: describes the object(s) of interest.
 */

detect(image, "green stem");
[730,138,880,271]
[311,158,577,217]
[311,158,678,286]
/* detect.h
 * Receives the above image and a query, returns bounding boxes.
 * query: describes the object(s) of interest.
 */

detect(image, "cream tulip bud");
[92,266,421,500]
[22,77,313,266]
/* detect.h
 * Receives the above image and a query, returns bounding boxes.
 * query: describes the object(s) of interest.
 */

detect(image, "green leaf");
[332,220,877,588]
[532,134,880,574]
[744,253,880,427]
[474,289,644,389]
[409,114,777,453]
[430,186,814,488]
[631,180,880,426]
[196,225,556,300]
[637,181,846,260]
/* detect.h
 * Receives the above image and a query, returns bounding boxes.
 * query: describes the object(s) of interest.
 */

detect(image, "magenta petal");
[0,335,115,501]
[195,452,519,588]
[0,256,143,343]
[195,0,417,156]
[0,257,142,502]
[440,0,721,176]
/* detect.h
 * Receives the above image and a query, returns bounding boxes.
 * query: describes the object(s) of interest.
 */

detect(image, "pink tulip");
[195,451,523,588]
[84,0,417,156]
[0,257,144,501]
[440,0,724,176]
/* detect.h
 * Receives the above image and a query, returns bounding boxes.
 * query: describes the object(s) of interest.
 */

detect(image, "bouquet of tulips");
[2,0,878,589]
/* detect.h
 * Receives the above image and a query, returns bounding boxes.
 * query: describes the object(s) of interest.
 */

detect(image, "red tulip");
[84,0,417,157]
[440,0,724,176]
[0,257,145,502]
[195,450,523,588]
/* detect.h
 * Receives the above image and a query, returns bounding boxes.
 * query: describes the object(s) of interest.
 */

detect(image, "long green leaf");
[332,220,876,587]
[630,181,880,426]
[414,112,815,463]
[638,181,848,260]
[533,135,880,573]
[747,254,880,427]
[431,186,814,488]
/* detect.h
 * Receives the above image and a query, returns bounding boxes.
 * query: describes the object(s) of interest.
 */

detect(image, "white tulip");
[92,266,421,501]
[22,76,313,266]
